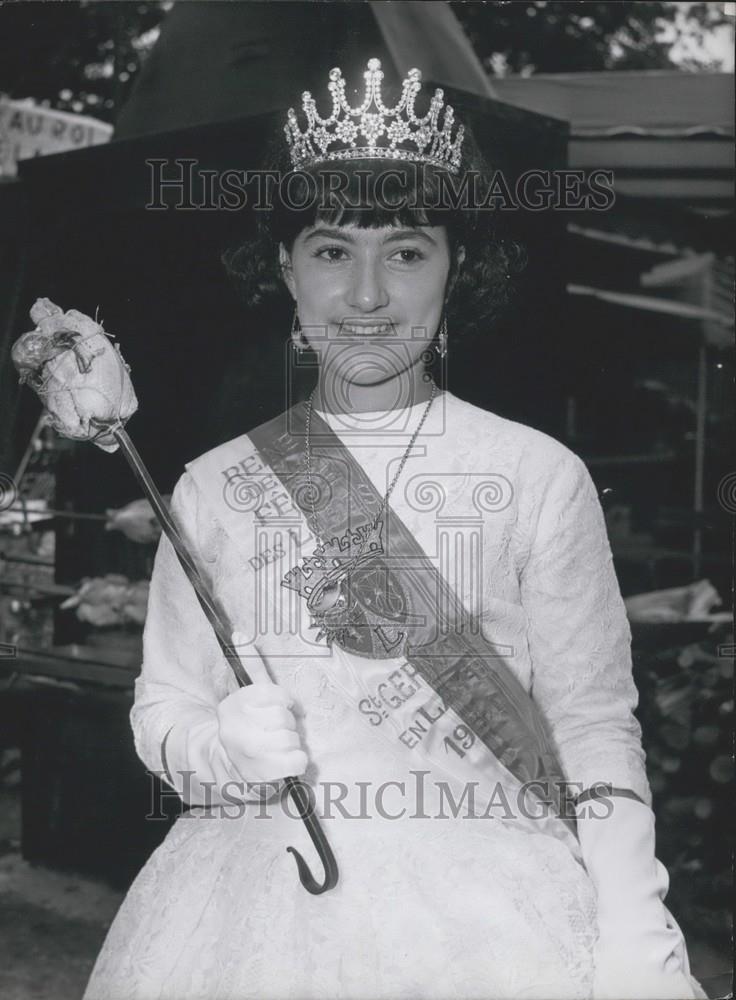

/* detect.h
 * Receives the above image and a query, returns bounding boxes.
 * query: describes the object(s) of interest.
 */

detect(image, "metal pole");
[693,265,712,578]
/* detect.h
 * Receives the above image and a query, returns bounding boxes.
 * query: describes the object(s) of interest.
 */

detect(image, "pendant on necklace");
[310,582,362,646]
[281,518,384,645]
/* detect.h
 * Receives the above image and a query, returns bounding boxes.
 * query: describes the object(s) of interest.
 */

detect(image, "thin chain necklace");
[305,380,438,548]
[295,381,438,644]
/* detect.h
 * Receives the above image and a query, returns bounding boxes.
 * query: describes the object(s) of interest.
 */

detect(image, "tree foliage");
[0,1,730,124]
[450,2,730,74]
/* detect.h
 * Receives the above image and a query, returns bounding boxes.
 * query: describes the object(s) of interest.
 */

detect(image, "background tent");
[114,0,496,138]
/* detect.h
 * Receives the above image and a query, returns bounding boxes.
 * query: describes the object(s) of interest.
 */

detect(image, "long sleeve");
[521,450,650,805]
[519,451,704,998]
[130,471,242,806]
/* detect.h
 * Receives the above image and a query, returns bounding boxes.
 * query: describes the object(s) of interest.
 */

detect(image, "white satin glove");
[577,794,703,1000]
[160,632,307,807]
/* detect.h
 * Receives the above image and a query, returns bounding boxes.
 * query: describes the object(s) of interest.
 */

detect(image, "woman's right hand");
[216,633,307,785]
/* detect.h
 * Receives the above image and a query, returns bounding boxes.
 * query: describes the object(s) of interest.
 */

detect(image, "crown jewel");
[281,519,384,606]
[284,58,465,174]
[281,519,385,646]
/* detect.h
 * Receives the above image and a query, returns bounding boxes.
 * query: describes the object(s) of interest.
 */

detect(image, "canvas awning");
[493,71,734,211]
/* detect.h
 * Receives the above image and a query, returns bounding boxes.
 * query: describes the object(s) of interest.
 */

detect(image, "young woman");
[84,60,704,1000]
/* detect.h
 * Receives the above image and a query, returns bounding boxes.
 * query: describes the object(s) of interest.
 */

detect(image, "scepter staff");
[112,424,338,893]
[12,297,338,896]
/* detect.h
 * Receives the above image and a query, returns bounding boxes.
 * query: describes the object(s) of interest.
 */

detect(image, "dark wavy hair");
[223,120,525,339]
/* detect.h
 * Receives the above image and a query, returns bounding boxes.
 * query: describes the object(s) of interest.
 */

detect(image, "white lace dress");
[84,391,651,1000]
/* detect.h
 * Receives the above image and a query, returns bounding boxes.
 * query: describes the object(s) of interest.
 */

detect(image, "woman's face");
[280,222,456,388]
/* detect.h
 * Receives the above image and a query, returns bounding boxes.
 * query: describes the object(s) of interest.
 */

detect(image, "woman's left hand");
[578,798,705,1000]
[592,917,699,1000]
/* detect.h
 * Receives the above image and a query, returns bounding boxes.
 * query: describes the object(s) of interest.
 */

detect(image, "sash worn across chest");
[236,404,576,839]
[187,404,577,851]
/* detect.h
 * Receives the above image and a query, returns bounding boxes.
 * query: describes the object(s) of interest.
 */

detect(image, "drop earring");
[291,309,309,353]
[435,314,448,359]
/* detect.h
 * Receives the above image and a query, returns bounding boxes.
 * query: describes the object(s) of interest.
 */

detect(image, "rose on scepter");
[12,298,137,452]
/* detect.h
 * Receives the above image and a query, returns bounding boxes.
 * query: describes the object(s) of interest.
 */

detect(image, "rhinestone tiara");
[284,58,465,174]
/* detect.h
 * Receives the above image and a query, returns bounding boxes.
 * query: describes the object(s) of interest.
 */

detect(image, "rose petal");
[15,301,138,453]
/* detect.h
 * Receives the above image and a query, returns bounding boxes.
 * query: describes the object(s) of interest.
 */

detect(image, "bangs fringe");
[270,161,461,244]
